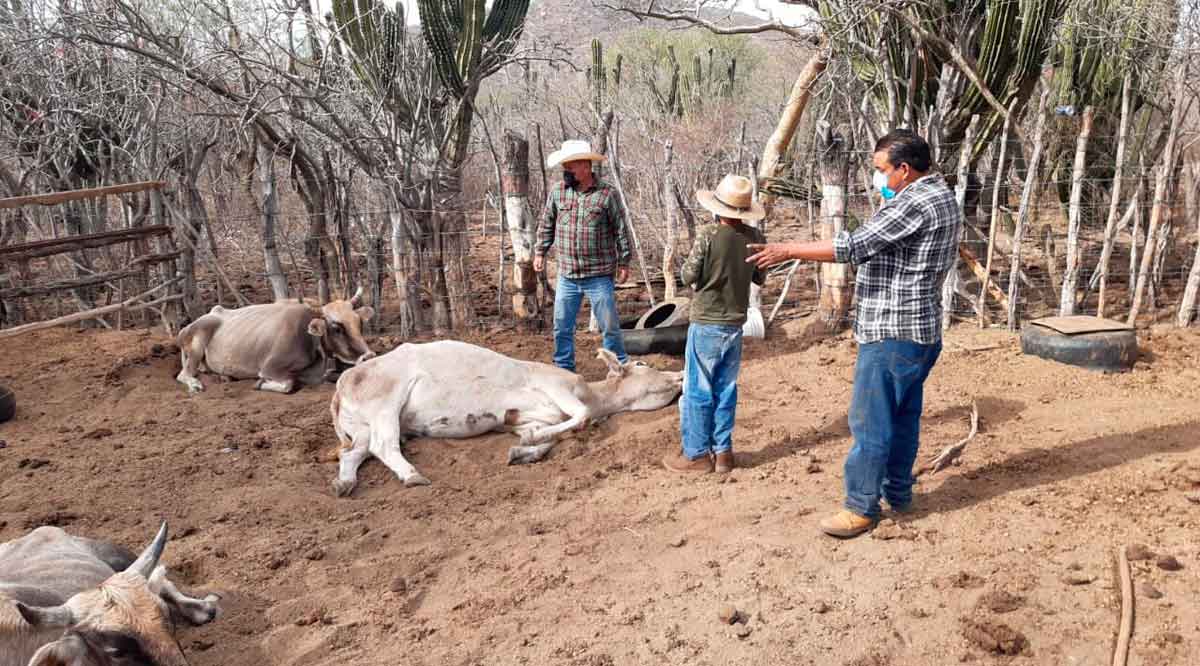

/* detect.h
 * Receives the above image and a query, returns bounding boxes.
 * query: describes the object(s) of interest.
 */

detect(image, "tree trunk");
[1007,88,1051,331]
[662,139,679,300]
[979,107,1013,327]
[1177,205,1200,326]
[389,208,421,337]
[444,208,476,329]
[807,122,851,337]
[1097,75,1132,318]
[503,130,539,320]
[757,46,829,219]
[1059,106,1095,315]
[1128,65,1186,325]
[944,115,979,330]
[257,145,289,301]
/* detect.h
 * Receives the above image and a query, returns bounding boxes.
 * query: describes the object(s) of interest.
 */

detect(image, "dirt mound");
[2,325,1199,665]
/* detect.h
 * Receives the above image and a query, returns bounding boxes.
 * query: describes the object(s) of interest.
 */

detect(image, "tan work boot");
[714,451,735,474]
[662,453,714,474]
[819,509,877,538]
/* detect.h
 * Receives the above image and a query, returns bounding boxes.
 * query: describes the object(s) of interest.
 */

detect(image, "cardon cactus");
[417,0,530,97]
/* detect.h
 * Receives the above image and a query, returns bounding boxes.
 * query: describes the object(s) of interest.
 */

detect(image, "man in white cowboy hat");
[662,174,765,475]
[534,139,632,372]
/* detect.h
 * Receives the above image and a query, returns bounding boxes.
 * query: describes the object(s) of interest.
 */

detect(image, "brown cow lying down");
[0,523,220,666]
[176,288,376,394]
[329,341,684,494]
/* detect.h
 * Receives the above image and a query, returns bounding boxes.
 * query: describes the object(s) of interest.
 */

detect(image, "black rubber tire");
[622,324,689,356]
[635,298,690,329]
[1020,324,1138,372]
[0,384,14,424]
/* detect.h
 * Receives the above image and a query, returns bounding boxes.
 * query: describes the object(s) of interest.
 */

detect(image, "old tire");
[635,298,691,329]
[1020,324,1138,372]
[0,385,14,424]
[623,324,689,356]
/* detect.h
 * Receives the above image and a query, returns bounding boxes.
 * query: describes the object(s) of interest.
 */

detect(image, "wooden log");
[131,250,182,266]
[0,280,180,339]
[0,268,143,299]
[0,225,173,260]
[959,245,1009,309]
[0,181,165,211]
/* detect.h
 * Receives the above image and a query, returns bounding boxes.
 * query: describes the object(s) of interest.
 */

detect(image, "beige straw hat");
[546,139,607,168]
[696,174,766,221]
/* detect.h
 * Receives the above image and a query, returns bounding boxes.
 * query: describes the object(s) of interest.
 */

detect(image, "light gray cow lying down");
[176,287,376,394]
[1,523,220,666]
[329,340,684,494]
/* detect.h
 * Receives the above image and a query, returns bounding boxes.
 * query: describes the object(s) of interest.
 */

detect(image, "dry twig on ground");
[918,400,979,475]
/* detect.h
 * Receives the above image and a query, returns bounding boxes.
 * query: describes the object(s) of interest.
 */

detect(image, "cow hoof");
[186,382,205,394]
[404,474,431,487]
[331,479,357,497]
[507,446,539,465]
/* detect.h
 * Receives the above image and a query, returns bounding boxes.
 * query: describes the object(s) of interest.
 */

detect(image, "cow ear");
[16,602,75,628]
[355,306,375,322]
[596,348,624,377]
[308,319,327,337]
[28,634,89,666]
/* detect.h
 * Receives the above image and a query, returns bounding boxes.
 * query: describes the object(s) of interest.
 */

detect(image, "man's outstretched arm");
[746,239,835,269]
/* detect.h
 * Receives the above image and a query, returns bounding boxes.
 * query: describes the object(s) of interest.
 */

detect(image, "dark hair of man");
[874,129,932,173]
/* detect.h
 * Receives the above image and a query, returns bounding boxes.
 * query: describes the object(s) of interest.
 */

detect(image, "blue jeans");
[553,275,627,372]
[844,338,942,519]
[680,323,743,460]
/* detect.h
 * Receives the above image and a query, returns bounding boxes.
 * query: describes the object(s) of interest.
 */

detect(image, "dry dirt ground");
[1,320,1198,666]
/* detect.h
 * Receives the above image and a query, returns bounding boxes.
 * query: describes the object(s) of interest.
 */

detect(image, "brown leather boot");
[662,453,714,474]
[714,451,735,474]
[819,509,877,538]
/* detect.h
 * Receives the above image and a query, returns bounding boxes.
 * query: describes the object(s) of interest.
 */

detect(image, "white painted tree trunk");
[1059,106,1094,315]
[1129,65,1186,325]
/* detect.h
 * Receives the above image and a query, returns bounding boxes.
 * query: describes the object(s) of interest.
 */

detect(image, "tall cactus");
[590,38,606,113]
[417,0,529,97]
[330,0,406,104]
[416,0,530,167]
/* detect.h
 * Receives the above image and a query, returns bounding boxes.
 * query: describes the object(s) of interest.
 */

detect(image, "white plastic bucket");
[742,307,765,338]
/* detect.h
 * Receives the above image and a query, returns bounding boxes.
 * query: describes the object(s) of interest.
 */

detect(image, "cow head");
[596,349,684,412]
[306,287,377,366]
[15,523,220,666]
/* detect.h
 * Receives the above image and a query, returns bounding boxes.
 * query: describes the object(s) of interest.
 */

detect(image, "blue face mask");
[872,170,896,200]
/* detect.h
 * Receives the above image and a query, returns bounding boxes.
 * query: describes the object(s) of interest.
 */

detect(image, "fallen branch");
[1112,546,1134,666]
[0,278,180,339]
[918,400,979,475]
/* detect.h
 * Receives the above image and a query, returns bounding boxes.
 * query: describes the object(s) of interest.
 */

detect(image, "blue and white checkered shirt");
[832,174,961,345]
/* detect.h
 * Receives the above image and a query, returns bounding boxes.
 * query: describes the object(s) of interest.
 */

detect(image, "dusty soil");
[1,319,1199,666]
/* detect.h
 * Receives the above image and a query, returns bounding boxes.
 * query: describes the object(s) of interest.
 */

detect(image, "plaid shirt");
[536,179,631,279]
[832,174,961,345]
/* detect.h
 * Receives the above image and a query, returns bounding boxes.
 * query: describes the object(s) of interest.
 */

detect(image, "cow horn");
[349,286,363,307]
[126,521,169,579]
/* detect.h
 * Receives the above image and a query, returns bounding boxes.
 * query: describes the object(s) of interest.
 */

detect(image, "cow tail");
[330,385,348,450]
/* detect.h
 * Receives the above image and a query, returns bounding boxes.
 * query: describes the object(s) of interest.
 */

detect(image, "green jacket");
[681,221,766,326]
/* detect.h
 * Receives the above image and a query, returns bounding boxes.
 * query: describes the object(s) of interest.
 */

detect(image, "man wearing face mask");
[746,129,961,538]
[534,140,632,372]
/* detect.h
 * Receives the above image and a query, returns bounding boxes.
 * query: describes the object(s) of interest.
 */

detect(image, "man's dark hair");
[874,129,932,173]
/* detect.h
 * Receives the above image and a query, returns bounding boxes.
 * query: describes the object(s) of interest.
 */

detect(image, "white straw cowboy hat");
[696,174,766,221]
[546,139,606,168]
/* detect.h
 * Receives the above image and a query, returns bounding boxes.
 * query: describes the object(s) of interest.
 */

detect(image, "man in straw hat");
[535,140,632,372]
[746,129,960,538]
[662,174,765,475]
